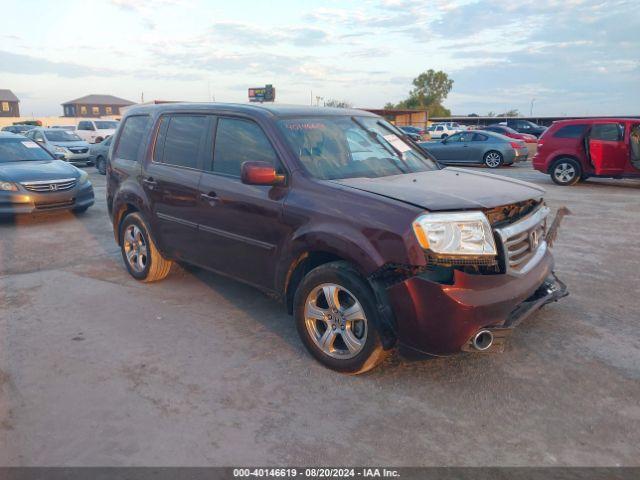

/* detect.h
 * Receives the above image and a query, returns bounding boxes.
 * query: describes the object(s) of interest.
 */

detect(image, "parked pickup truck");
[75,119,119,144]
[107,103,568,374]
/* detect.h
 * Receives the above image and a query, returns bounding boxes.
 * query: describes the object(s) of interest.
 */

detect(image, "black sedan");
[0,132,94,216]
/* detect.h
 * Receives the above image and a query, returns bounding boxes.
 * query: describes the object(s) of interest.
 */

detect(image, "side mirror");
[241,161,285,186]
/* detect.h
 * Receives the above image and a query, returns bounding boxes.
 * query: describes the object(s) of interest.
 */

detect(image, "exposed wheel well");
[285,251,346,314]
[114,203,139,245]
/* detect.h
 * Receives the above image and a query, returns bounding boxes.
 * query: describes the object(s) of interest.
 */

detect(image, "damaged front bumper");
[384,249,568,356]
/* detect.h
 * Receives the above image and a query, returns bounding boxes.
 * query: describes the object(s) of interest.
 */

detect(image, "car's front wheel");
[550,158,581,186]
[119,212,172,282]
[294,261,388,374]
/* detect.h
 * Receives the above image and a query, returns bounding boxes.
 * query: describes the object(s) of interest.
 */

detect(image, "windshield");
[0,138,53,162]
[44,130,82,142]
[278,116,438,180]
[94,121,118,129]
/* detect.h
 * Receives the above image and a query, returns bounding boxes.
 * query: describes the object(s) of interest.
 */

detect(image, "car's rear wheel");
[119,212,172,282]
[294,261,388,374]
[96,155,106,175]
[441,133,448,139]
[95,137,104,143]
[550,158,581,186]
[484,150,503,168]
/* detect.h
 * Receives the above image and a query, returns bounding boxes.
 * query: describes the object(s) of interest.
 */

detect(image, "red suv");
[533,118,640,186]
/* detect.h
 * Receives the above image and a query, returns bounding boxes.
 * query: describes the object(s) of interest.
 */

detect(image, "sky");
[1,0,638,117]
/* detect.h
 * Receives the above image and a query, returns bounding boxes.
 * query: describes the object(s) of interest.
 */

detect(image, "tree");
[325,99,353,108]
[385,69,453,116]
[498,109,519,117]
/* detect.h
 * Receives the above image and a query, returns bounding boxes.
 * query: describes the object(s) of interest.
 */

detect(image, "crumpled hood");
[332,167,545,211]
[0,160,80,182]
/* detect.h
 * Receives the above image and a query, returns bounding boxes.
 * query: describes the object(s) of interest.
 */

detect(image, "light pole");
[530,98,536,117]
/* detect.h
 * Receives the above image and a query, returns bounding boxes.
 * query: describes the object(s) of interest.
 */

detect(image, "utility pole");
[530,98,536,116]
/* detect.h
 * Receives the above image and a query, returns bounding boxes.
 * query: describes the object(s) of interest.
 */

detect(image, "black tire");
[96,155,106,175]
[95,137,104,143]
[483,150,503,168]
[119,212,172,282]
[73,206,89,214]
[441,133,448,139]
[293,261,389,374]
[550,158,581,186]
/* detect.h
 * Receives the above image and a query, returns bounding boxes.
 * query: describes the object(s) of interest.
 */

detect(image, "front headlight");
[0,181,18,191]
[78,170,89,185]
[54,146,68,153]
[412,211,497,256]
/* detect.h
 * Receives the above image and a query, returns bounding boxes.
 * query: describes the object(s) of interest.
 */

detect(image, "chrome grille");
[21,178,77,193]
[496,206,549,275]
[68,147,88,154]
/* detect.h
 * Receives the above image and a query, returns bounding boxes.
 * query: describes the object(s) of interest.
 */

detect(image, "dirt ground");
[1,162,639,466]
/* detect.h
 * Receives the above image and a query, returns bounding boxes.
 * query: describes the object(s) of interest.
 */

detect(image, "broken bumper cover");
[387,250,568,355]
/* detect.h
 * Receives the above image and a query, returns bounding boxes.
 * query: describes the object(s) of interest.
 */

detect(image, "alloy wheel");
[485,152,502,168]
[123,225,148,273]
[554,162,576,183]
[304,283,368,359]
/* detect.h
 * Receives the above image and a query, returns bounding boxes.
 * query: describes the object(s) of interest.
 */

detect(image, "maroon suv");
[107,104,567,373]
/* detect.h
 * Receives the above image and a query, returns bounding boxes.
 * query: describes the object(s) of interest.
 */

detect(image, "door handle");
[201,192,218,203]
[143,177,158,189]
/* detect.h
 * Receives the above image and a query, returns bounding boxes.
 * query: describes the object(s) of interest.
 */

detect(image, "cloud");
[207,22,330,47]
[0,50,202,82]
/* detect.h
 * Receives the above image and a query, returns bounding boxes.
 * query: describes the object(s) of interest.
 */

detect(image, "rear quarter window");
[114,115,152,161]
[553,124,588,139]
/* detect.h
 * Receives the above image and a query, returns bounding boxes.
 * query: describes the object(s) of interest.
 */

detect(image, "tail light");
[510,142,524,149]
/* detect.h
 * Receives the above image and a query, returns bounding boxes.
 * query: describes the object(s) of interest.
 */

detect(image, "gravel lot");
[1,163,639,466]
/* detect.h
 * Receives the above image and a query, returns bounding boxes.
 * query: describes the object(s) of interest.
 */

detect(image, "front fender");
[276,224,387,294]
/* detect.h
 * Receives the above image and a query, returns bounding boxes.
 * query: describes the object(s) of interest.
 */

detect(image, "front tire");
[550,158,581,186]
[484,150,503,168]
[293,261,388,374]
[119,212,172,282]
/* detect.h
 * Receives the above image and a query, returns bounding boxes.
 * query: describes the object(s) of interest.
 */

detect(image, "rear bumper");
[0,183,94,216]
[387,250,567,355]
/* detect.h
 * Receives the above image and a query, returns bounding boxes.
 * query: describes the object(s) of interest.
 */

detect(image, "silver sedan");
[418,130,528,168]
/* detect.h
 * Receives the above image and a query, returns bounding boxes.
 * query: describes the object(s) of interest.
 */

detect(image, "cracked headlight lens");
[412,211,497,256]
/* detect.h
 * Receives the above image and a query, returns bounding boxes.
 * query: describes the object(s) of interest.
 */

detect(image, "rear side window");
[114,115,151,161]
[590,123,624,141]
[473,133,488,141]
[212,117,278,176]
[154,115,208,169]
[553,124,587,138]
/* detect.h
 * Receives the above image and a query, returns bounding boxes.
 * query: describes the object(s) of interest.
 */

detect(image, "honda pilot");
[107,104,567,374]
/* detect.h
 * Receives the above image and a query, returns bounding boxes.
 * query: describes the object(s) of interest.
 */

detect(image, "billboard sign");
[248,84,275,103]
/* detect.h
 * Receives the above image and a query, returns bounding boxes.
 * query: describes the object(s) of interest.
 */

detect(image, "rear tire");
[293,261,389,374]
[484,150,503,168]
[550,158,581,186]
[119,212,172,282]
